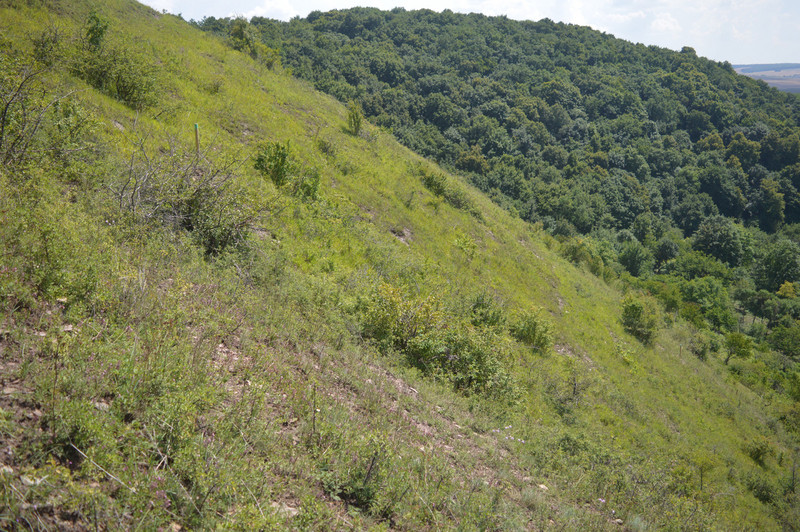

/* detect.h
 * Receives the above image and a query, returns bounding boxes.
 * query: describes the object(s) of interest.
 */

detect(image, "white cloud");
[650,12,680,33]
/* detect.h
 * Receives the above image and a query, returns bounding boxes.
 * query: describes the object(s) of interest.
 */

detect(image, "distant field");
[734,63,800,93]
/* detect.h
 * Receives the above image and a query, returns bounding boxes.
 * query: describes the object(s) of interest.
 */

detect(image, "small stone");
[615,519,623,525]
[270,502,299,518]
[61,325,74,333]
[93,401,110,412]
[0,465,13,475]
[538,484,549,491]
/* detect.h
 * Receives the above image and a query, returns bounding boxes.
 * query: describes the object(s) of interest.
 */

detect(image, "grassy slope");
[0,1,797,530]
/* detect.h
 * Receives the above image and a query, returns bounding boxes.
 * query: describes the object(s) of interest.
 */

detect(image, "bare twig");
[69,443,137,493]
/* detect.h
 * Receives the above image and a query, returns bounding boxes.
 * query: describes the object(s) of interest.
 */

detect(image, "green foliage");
[744,437,772,467]
[32,24,67,67]
[1,3,798,529]
[362,283,514,398]
[0,181,109,312]
[73,14,158,109]
[724,332,753,365]
[454,231,477,259]
[754,239,800,292]
[292,166,321,201]
[346,100,363,136]
[245,6,800,243]
[469,291,506,328]
[689,330,721,361]
[693,215,745,266]
[617,239,654,277]
[680,276,737,331]
[621,293,658,344]
[560,236,613,277]
[509,306,554,354]
[744,470,778,504]
[119,141,265,256]
[416,165,481,218]
[254,140,293,187]
[84,10,109,49]
[768,322,800,359]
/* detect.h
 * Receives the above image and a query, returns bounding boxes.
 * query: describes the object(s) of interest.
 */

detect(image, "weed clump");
[415,164,483,219]
[363,282,515,399]
[509,306,554,354]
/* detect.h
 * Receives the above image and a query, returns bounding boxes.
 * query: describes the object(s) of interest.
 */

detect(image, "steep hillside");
[1,1,799,530]
[201,12,800,398]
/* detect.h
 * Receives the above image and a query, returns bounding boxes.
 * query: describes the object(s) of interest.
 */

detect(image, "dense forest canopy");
[197,8,800,233]
[195,8,800,356]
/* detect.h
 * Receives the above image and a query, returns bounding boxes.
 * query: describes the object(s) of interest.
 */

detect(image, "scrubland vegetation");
[1,1,799,530]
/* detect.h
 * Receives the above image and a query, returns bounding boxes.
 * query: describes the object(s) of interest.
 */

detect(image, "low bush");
[621,293,658,344]
[509,306,554,354]
[254,140,294,187]
[469,291,506,328]
[416,165,482,219]
[362,283,514,398]
[72,13,158,109]
[346,100,363,136]
[117,140,266,256]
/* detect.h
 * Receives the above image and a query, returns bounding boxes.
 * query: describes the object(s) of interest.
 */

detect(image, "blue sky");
[141,0,800,64]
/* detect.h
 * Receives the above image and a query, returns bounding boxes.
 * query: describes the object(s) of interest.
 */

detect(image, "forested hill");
[197,8,800,235]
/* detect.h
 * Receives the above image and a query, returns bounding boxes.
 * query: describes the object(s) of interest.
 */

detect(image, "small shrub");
[118,140,265,256]
[454,232,477,259]
[406,324,514,398]
[509,306,554,354]
[346,100,363,136]
[621,293,658,344]
[690,331,721,361]
[744,470,777,504]
[417,165,482,219]
[254,140,293,187]
[314,136,336,158]
[362,282,441,349]
[292,167,321,201]
[469,291,506,328]
[744,437,772,467]
[72,14,158,110]
[362,283,514,398]
[32,24,66,67]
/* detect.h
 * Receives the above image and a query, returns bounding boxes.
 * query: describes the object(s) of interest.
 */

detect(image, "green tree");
[84,10,109,50]
[618,240,654,277]
[693,215,744,266]
[724,332,752,365]
[757,178,785,232]
[754,239,800,292]
[726,132,760,170]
